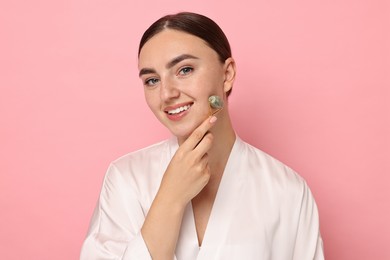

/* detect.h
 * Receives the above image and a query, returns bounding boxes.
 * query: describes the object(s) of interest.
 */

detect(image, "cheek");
[198,77,224,96]
[201,69,225,89]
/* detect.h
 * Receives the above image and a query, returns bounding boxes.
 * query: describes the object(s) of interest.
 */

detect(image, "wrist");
[154,190,188,214]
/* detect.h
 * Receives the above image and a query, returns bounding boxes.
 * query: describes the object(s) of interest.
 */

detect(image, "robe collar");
[174,135,246,259]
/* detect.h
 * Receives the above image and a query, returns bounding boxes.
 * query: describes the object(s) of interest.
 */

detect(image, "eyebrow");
[139,54,199,77]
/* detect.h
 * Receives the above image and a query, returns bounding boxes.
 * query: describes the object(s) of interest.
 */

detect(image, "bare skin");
[139,29,236,259]
[141,116,236,259]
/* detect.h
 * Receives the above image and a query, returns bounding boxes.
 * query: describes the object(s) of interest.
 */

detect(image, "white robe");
[80,136,324,259]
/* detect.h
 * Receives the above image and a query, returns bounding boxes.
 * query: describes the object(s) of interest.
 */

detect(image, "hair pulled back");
[138,12,233,96]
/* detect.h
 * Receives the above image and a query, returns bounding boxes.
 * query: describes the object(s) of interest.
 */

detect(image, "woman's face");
[138,29,231,140]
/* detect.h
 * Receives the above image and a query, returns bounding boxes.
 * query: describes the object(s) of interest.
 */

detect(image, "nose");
[160,78,180,102]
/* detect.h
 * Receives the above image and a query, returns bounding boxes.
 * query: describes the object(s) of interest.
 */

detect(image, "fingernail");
[209,116,217,123]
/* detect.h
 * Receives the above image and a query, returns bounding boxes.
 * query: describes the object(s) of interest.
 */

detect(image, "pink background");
[1,0,389,259]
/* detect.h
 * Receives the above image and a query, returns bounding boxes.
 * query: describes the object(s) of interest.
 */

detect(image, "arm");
[80,164,152,260]
[80,116,217,260]
[141,116,217,260]
[293,182,325,260]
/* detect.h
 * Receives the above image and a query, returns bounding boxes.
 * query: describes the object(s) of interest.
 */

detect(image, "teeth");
[168,105,191,115]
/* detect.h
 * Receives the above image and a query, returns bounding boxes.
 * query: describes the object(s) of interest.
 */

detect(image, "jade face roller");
[208,95,224,116]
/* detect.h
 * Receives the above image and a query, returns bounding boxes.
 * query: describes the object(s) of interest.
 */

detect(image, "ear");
[223,57,236,94]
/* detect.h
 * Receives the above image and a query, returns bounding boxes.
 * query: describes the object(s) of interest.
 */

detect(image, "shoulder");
[102,138,177,191]
[111,138,176,170]
[237,137,306,195]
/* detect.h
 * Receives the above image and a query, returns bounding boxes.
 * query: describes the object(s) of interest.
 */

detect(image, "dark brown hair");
[138,12,233,96]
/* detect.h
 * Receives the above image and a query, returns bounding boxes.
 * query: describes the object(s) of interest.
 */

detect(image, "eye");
[178,66,193,76]
[144,78,160,86]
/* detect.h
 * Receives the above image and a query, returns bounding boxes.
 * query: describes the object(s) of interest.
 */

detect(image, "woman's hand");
[141,116,217,259]
[158,115,217,207]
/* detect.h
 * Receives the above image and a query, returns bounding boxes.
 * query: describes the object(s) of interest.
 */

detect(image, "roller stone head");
[208,95,224,109]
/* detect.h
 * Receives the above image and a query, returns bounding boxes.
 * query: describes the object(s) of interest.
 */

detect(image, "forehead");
[138,29,218,68]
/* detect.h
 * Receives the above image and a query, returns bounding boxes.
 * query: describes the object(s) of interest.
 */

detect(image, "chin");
[168,123,199,141]
[158,112,208,140]
[169,127,192,140]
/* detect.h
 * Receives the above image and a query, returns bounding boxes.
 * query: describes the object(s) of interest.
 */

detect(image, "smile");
[167,104,192,115]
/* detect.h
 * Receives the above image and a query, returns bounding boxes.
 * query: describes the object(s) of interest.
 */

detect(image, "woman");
[81,12,324,260]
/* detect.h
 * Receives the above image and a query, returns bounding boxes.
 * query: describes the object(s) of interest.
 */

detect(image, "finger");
[193,132,213,158]
[181,116,218,151]
[199,164,211,187]
[191,153,209,175]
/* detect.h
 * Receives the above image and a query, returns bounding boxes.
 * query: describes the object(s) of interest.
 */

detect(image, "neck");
[176,109,236,169]
[195,110,235,195]
[207,111,236,166]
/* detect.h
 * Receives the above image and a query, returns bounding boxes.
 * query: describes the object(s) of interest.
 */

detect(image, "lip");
[164,101,193,112]
[164,102,193,121]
